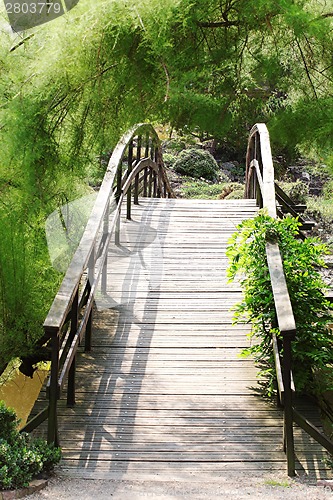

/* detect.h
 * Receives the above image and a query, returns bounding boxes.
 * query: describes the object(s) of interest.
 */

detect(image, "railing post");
[47,328,60,446]
[145,132,150,158]
[155,147,162,198]
[148,169,153,197]
[153,171,157,197]
[283,332,295,477]
[143,168,148,197]
[115,162,122,245]
[134,136,141,205]
[85,247,95,352]
[256,178,263,208]
[143,133,150,197]
[101,202,109,294]
[67,289,79,408]
[127,140,133,219]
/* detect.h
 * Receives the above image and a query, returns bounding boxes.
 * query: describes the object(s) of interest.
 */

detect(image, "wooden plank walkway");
[34,198,331,480]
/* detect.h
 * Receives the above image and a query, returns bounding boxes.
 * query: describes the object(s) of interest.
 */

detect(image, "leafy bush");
[277,180,309,204]
[0,402,18,445]
[162,138,188,153]
[323,180,333,201]
[227,212,333,396]
[181,180,235,199]
[219,183,244,200]
[224,188,245,200]
[173,148,219,181]
[163,153,178,169]
[288,180,309,204]
[0,207,62,373]
[0,401,61,490]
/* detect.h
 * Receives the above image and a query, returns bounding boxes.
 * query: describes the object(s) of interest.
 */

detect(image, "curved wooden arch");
[26,124,174,444]
[245,123,276,217]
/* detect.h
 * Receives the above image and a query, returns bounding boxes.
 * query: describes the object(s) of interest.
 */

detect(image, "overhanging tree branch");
[296,38,318,99]
[197,20,240,28]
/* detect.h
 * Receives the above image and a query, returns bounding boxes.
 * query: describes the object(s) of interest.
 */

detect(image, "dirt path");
[25,473,333,500]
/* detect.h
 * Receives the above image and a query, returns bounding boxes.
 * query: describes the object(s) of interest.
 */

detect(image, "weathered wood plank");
[30,197,331,479]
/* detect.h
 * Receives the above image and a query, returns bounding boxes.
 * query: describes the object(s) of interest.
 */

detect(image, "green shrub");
[0,401,61,490]
[181,180,230,199]
[323,180,333,200]
[225,188,245,200]
[277,180,308,204]
[0,402,19,445]
[163,153,178,169]
[162,138,187,153]
[288,180,309,204]
[227,212,333,397]
[173,148,219,181]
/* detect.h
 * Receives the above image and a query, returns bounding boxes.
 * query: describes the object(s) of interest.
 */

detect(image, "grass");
[263,479,291,488]
[180,178,244,199]
[307,197,333,221]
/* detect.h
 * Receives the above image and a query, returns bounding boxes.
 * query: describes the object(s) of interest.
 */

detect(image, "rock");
[0,479,48,500]
[220,161,236,171]
[301,172,311,182]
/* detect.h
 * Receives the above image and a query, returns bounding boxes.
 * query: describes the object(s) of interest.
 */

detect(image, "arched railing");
[245,123,333,476]
[22,123,174,445]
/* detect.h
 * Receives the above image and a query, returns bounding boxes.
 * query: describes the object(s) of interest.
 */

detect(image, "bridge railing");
[21,124,174,445]
[245,123,333,476]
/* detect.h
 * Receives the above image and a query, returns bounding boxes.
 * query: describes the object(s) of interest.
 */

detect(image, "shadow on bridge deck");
[31,198,331,481]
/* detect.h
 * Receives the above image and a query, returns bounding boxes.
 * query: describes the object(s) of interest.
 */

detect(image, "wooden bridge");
[26,124,333,480]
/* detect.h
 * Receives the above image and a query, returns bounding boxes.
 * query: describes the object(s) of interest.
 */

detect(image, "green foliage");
[287,181,309,204]
[0,207,62,369]
[323,181,333,201]
[0,401,18,445]
[180,180,243,199]
[0,402,61,490]
[277,180,309,204]
[181,180,225,199]
[0,0,333,365]
[163,153,178,169]
[227,212,333,396]
[30,438,62,473]
[224,187,245,200]
[173,148,219,180]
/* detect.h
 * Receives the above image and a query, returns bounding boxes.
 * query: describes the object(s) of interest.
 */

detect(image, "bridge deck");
[35,198,330,480]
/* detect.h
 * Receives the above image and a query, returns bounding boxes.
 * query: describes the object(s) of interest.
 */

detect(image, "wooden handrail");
[245,123,333,476]
[22,124,174,444]
[246,123,276,218]
[246,123,296,476]
[246,125,297,338]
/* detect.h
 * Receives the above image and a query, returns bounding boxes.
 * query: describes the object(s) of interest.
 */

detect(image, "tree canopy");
[0,0,333,367]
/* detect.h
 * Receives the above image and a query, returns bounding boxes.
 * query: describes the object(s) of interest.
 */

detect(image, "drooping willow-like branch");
[197,20,240,28]
[296,38,318,100]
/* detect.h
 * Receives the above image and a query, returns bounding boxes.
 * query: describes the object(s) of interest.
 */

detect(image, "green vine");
[227,211,333,397]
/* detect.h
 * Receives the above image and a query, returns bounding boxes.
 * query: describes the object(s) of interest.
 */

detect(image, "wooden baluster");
[127,140,133,219]
[143,168,148,197]
[134,135,141,205]
[155,147,162,198]
[115,161,122,245]
[256,172,263,208]
[283,333,295,476]
[47,327,60,446]
[145,133,150,158]
[143,133,150,197]
[67,290,79,408]
[85,247,95,352]
[148,168,153,197]
[101,201,109,293]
